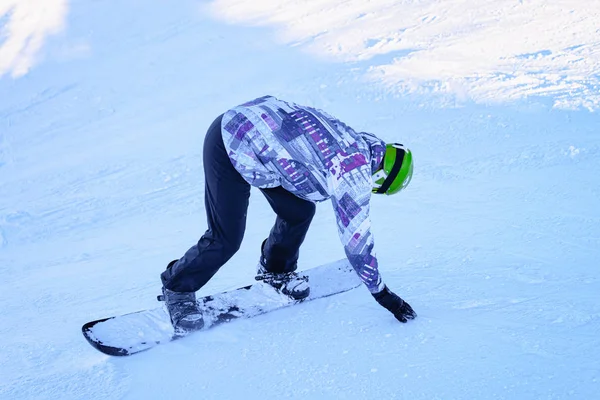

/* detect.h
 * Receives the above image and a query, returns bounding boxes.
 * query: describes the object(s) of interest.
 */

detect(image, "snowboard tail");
[82,259,360,356]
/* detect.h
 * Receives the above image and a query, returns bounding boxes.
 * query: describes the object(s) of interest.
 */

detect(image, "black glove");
[373,286,417,323]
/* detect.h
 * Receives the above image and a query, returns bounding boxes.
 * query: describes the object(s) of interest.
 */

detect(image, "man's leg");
[161,114,251,293]
[259,187,316,273]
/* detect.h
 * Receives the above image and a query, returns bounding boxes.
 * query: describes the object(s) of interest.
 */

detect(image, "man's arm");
[331,181,385,293]
[331,172,417,323]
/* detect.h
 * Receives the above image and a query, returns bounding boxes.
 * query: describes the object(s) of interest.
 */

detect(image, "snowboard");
[82,259,361,356]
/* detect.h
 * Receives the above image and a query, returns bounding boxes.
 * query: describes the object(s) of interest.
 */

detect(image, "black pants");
[161,114,316,292]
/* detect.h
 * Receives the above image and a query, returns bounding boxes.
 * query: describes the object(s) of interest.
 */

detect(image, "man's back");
[221,95,385,202]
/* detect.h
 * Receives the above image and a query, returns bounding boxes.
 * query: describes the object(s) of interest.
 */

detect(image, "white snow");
[0,0,69,78]
[1,1,599,399]
[209,0,600,110]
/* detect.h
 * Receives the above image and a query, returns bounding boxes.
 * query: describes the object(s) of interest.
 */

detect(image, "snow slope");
[1,1,599,399]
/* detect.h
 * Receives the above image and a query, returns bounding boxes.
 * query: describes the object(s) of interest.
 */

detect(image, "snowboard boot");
[158,288,204,332]
[256,240,310,300]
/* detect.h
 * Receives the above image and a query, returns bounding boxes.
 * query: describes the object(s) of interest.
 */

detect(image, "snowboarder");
[159,95,417,331]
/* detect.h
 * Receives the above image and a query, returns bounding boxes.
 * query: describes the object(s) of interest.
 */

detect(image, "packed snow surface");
[1,1,598,399]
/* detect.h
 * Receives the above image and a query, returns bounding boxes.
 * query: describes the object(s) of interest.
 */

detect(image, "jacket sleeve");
[330,176,385,294]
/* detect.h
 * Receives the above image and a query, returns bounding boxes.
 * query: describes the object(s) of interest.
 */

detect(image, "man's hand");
[373,286,417,323]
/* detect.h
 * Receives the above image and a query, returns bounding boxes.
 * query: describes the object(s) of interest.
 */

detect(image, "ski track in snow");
[1,1,599,399]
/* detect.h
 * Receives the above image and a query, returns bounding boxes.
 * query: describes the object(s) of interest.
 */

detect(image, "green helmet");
[372,143,413,195]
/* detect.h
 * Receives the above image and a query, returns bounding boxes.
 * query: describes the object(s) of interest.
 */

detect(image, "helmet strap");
[375,147,404,194]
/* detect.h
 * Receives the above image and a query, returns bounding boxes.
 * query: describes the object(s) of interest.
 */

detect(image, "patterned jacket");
[221,96,386,293]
